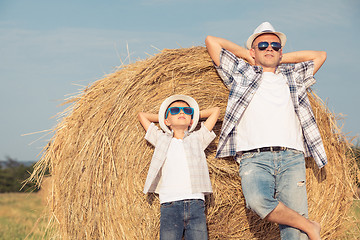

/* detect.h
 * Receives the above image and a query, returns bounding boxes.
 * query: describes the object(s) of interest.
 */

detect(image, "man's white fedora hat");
[158,94,200,135]
[246,22,287,49]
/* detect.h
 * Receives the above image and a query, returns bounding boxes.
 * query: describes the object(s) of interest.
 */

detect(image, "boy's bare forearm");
[138,112,159,131]
[200,107,220,132]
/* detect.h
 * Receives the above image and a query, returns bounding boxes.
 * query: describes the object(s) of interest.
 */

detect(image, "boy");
[138,94,220,240]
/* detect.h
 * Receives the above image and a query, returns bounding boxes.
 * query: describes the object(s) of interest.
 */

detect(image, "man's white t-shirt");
[236,72,305,153]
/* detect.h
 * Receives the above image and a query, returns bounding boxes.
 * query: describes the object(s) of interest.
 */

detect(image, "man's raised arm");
[281,50,327,75]
[205,36,254,66]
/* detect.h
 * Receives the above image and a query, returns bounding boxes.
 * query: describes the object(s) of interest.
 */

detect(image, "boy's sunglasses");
[166,107,194,119]
[257,42,282,51]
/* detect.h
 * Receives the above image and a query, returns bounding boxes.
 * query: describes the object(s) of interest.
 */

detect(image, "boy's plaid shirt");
[143,122,216,194]
[215,49,327,168]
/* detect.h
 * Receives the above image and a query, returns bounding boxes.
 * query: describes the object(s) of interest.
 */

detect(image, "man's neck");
[262,66,277,73]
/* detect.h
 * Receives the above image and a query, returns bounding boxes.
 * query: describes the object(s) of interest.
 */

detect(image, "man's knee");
[244,192,278,219]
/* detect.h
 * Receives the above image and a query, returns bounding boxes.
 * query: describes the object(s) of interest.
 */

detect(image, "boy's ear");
[164,119,171,126]
[189,119,193,127]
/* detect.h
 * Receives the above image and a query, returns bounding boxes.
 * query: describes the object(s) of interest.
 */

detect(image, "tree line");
[0,156,38,193]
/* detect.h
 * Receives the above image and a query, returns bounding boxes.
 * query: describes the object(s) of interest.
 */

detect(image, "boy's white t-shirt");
[158,138,204,204]
[236,72,305,152]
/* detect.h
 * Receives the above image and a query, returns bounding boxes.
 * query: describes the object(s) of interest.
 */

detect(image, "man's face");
[250,33,282,71]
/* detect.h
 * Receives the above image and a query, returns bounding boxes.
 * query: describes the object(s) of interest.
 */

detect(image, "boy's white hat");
[246,21,287,49]
[159,94,200,135]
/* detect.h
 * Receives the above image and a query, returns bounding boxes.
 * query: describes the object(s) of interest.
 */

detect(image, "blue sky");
[0,0,359,161]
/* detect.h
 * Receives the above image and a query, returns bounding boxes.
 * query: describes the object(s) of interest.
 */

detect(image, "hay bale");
[37,175,52,205]
[29,46,359,239]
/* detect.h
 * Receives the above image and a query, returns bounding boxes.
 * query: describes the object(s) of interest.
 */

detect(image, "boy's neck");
[172,129,186,139]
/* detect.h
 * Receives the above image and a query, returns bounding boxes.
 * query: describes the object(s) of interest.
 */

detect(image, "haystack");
[29,46,359,239]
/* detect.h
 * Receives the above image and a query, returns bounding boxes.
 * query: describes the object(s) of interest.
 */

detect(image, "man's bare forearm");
[205,36,254,66]
[281,50,327,74]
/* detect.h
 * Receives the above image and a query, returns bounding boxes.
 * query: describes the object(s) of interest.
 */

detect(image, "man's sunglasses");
[257,42,282,51]
[166,107,194,119]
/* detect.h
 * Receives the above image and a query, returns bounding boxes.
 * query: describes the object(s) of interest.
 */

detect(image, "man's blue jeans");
[160,199,208,240]
[237,149,309,240]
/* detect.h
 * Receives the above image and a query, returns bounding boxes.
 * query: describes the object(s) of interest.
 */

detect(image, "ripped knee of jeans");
[297,180,305,187]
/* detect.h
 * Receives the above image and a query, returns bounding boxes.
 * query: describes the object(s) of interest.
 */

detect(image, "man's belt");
[242,146,293,154]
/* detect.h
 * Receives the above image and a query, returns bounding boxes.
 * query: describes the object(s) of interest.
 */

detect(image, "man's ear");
[250,48,255,59]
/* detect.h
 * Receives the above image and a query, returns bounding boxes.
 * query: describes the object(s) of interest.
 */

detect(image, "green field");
[0,193,50,240]
[354,200,360,218]
[0,193,359,239]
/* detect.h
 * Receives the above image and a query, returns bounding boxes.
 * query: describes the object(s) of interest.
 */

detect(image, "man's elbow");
[205,35,221,66]
[313,51,327,75]
[317,51,327,68]
[205,35,214,47]
[319,51,327,63]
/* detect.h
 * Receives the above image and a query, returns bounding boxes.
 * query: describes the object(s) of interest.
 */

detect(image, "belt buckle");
[270,146,286,152]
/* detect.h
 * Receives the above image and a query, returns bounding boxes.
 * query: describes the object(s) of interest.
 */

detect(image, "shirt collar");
[167,129,190,138]
[253,65,263,74]
[253,65,283,74]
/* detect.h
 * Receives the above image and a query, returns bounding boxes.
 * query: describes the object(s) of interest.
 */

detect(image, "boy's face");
[164,101,193,131]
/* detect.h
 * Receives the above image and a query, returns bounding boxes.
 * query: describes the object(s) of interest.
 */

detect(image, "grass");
[346,199,360,239]
[0,193,51,240]
[352,199,360,225]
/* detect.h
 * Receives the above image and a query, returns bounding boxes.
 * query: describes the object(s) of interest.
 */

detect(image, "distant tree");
[0,156,38,193]
[3,156,21,168]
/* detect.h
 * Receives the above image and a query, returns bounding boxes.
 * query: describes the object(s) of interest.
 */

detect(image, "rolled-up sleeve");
[145,123,163,146]
[294,60,316,89]
[196,123,216,150]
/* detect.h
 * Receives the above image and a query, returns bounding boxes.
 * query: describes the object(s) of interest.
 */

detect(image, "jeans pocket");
[238,152,256,166]
[241,152,256,159]
[161,201,174,208]
[286,148,304,158]
[193,199,205,208]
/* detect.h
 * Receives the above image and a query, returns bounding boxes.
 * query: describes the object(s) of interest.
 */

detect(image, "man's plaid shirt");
[215,49,327,168]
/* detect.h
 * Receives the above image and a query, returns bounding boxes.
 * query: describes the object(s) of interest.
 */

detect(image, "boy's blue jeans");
[237,149,309,240]
[160,199,208,240]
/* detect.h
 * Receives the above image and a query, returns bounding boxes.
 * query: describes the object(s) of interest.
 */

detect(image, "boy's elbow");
[214,107,221,118]
[138,112,144,121]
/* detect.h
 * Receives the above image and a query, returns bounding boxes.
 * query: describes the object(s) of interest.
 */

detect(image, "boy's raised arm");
[200,107,220,132]
[281,50,327,75]
[138,112,159,132]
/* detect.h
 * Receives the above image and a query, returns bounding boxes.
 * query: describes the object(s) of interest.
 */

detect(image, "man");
[205,22,327,240]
